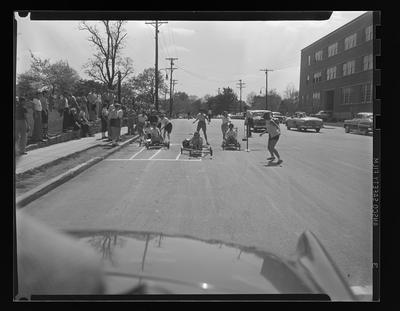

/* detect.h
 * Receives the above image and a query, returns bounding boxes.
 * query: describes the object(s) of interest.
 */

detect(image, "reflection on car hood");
[67,230,315,294]
[301,117,323,121]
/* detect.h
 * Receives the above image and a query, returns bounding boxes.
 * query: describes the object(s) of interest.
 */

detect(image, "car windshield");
[252,112,266,117]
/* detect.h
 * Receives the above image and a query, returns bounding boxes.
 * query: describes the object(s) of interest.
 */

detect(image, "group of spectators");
[15,89,122,155]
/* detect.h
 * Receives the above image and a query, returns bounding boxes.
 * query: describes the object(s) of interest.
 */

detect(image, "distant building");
[299,11,374,120]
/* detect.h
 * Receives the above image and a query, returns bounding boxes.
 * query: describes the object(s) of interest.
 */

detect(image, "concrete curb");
[17,143,101,179]
[16,134,139,208]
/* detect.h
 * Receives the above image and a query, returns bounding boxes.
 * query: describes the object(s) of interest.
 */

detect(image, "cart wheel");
[210,148,213,156]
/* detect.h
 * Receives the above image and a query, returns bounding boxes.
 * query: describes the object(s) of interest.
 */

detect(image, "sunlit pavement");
[21,118,373,292]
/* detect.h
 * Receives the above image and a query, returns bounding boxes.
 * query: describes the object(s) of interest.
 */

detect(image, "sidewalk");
[16,127,128,176]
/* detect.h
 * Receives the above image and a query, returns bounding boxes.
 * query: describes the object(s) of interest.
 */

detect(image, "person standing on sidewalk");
[115,103,124,142]
[100,104,108,139]
[108,104,119,146]
[126,104,136,135]
[32,93,44,142]
[15,97,30,155]
[39,91,49,139]
[60,93,70,133]
[259,112,282,164]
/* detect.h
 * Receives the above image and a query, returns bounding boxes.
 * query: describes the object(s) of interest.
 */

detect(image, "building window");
[344,33,357,50]
[342,87,352,105]
[306,75,310,84]
[313,72,322,83]
[312,92,320,101]
[343,60,355,76]
[361,83,372,103]
[308,55,311,65]
[363,54,373,70]
[365,25,373,41]
[328,42,338,57]
[315,50,323,61]
[327,66,337,80]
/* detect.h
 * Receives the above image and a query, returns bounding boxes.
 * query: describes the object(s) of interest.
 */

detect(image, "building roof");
[301,11,372,52]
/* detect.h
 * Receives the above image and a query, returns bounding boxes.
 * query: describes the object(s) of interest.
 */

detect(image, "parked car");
[272,112,286,124]
[344,112,373,135]
[310,110,334,122]
[285,112,323,132]
[246,110,271,132]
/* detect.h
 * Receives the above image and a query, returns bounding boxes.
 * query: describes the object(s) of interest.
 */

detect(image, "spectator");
[78,96,89,120]
[68,93,79,110]
[70,108,81,139]
[115,103,124,142]
[87,91,97,121]
[39,91,49,139]
[15,97,30,155]
[126,104,136,135]
[32,92,44,142]
[60,93,71,133]
[108,104,119,146]
[100,104,108,140]
[78,109,91,137]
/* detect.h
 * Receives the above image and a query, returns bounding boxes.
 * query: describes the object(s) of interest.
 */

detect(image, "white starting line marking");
[129,147,145,159]
[105,158,201,162]
[148,148,162,160]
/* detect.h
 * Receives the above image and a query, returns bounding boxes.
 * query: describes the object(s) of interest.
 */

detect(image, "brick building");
[299,11,374,120]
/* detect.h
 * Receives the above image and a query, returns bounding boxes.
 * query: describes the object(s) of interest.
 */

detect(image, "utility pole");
[236,79,246,112]
[166,57,178,117]
[145,20,167,111]
[260,69,274,110]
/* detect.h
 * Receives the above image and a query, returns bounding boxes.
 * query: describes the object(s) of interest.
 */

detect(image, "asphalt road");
[20,118,373,291]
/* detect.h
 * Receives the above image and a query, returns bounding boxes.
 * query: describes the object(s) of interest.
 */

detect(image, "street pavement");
[19,119,373,293]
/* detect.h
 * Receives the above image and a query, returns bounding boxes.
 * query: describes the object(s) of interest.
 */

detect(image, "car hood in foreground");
[66,230,356,299]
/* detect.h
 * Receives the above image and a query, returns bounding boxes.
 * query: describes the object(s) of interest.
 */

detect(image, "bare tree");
[79,21,134,90]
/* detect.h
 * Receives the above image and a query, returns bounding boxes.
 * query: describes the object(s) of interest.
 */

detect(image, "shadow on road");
[262,162,282,168]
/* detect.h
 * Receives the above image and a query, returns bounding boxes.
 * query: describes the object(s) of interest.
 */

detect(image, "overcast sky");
[16,11,367,99]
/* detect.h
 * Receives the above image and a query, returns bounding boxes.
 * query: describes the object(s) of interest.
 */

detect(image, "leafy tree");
[73,79,106,96]
[127,68,167,109]
[79,21,134,90]
[206,87,239,114]
[16,52,80,98]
